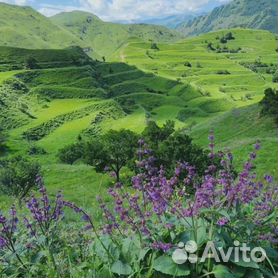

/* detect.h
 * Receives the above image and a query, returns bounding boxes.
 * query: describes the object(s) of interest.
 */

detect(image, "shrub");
[58,143,84,165]
[273,70,278,83]
[3,78,28,93]
[0,156,41,203]
[220,37,227,44]
[28,145,47,155]
[196,62,202,68]
[24,56,39,69]
[0,135,277,278]
[207,42,215,51]
[150,42,159,50]
[260,88,278,125]
[225,32,235,40]
[0,130,5,156]
[184,61,192,67]
[216,70,231,75]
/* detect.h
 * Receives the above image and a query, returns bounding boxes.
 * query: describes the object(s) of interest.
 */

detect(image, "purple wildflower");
[217,217,229,226]
[0,236,7,249]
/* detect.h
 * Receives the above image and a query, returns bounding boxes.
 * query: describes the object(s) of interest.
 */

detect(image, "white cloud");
[1,0,31,5]
[1,0,232,21]
[37,4,82,17]
[78,0,231,21]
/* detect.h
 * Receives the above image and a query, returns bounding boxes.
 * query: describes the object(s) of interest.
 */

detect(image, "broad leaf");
[111,260,132,276]
[213,264,235,278]
[153,255,190,277]
[231,258,260,269]
[244,269,263,278]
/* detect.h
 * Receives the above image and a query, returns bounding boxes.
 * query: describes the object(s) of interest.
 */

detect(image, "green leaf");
[218,209,231,221]
[153,255,190,277]
[265,246,278,259]
[231,265,246,278]
[111,260,132,276]
[213,264,235,278]
[196,219,207,245]
[138,247,150,261]
[244,269,263,278]
[231,258,260,269]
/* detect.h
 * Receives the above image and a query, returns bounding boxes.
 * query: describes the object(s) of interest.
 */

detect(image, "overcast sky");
[1,0,231,21]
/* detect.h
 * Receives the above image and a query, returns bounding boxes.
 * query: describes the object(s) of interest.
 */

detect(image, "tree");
[0,156,41,204]
[225,32,235,40]
[260,88,278,125]
[0,130,5,157]
[85,130,139,182]
[142,120,175,147]
[184,61,192,67]
[157,132,210,176]
[24,56,39,69]
[220,37,227,44]
[58,143,84,165]
[272,70,278,83]
[150,43,159,50]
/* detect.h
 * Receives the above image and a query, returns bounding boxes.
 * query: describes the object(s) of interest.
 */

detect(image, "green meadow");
[0,29,277,212]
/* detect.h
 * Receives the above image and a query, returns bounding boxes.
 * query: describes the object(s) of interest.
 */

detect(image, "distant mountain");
[0,3,183,59]
[51,11,184,58]
[177,0,277,36]
[120,14,198,29]
[0,2,83,49]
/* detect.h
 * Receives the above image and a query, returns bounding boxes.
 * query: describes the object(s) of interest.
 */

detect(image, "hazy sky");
[1,0,231,21]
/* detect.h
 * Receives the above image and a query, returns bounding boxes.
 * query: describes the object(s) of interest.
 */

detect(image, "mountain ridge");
[0,3,183,59]
[177,0,277,36]
[50,10,184,58]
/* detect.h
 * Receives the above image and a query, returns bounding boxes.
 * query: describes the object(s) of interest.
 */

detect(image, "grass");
[0,28,277,213]
[51,11,183,59]
[110,28,278,177]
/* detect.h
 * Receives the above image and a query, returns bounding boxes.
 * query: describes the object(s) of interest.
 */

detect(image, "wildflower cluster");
[0,132,277,277]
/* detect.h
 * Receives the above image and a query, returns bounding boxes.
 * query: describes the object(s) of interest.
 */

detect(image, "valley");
[0,28,277,212]
[0,1,278,277]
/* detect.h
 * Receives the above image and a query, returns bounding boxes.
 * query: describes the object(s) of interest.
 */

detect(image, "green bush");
[260,88,278,125]
[150,42,159,50]
[0,156,41,202]
[216,70,230,75]
[58,143,84,165]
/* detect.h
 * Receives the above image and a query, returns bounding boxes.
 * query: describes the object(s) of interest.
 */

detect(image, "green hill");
[0,3,183,59]
[111,28,278,176]
[50,11,184,59]
[177,0,277,36]
[0,29,277,210]
[0,2,83,49]
[0,44,197,208]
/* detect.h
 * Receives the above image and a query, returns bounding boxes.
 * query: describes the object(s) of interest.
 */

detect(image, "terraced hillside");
[111,28,278,176]
[113,29,277,102]
[0,45,195,210]
[0,29,277,210]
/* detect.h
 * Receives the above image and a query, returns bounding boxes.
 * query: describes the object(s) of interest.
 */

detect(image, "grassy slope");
[0,3,83,49]
[0,29,277,211]
[177,0,278,36]
[50,11,184,59]
[0,45,91,71]
[0,46,196,210]
[0,3,183,60]
[111,29,278,176]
